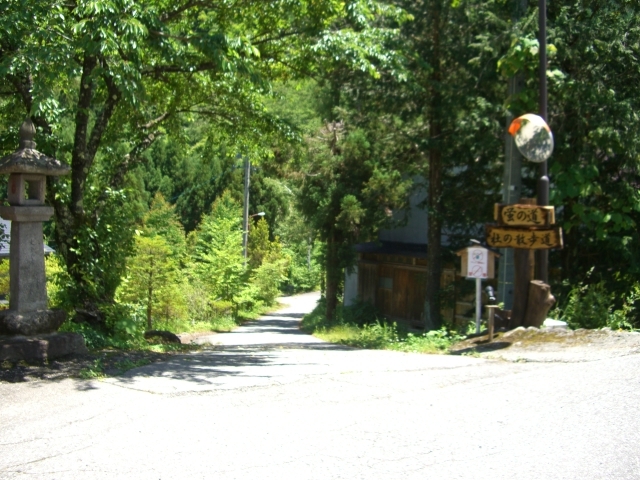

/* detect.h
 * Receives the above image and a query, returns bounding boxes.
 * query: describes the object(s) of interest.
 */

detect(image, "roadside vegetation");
[49,192,302,351]
[550,277,640,331]
[301,300,464,354]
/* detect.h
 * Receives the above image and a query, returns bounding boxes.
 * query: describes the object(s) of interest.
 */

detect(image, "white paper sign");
[467,247,488,279]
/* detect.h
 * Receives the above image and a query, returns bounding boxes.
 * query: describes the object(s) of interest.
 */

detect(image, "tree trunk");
[147,266,154,331]
[425,144,443,331]
[325,231,341,322]
[424,0,443,331]
[523,280,555,328]
[147,288,153,331]
[510,248,533,328]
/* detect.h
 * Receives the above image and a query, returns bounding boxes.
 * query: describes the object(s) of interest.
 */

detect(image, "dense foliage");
[1,0,640,340]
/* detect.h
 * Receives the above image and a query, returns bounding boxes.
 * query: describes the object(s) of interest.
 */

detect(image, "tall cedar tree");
[363,0,507,328]
[299,116,410,321]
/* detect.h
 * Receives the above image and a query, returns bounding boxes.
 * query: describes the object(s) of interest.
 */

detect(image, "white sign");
[466,247,488,279]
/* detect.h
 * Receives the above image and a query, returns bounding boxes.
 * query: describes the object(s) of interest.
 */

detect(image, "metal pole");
[498,0,527,310]
[536,0,550,283]
[475,278,482,334]
[242,156,250,267]
[499,81,523,311]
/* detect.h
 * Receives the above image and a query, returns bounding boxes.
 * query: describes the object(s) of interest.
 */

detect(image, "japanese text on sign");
[494,204,555,227]
[486,225,563,250]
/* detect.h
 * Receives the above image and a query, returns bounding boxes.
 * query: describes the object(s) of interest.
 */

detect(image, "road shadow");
[105,341,353,389]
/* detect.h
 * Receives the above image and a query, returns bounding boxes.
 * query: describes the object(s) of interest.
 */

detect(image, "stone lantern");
[0,119,85,361]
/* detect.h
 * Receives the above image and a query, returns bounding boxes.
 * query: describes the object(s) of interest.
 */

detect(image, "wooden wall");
[357,253,455,325]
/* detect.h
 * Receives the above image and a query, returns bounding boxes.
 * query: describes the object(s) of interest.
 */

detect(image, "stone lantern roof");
[0,119,70,176]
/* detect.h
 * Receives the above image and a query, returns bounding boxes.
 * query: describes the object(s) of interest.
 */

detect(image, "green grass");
[302,301,464,354]
[113,358,151,372]
[79,359,106,379]
[143,342,200,352]
[156,315,238,334]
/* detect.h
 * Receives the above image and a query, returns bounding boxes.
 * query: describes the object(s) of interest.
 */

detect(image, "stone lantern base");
[0,309,87,363]
[0,332,87,363]
[0,309,67,336]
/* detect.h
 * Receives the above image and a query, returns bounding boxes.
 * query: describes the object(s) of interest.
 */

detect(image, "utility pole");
[242,156,250,267]
[498,0,527,310]
[535,0,550,283]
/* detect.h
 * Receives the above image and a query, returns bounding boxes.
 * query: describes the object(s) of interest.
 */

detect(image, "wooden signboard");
[494,204,555,227]
[486,225,563,250]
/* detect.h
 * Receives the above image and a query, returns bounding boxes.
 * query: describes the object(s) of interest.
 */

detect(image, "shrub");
[553,281,638,330]
[251,256,289,305]
[341,299,380,327]
[302,300,462,353]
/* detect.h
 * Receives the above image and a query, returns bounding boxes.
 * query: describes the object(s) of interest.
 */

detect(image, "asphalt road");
[2,291,640,479]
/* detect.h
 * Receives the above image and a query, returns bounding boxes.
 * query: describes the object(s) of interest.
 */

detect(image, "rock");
[503,326,526,338]
[0,309,66,335]
[543,318,568,330]
[144,330,181,344]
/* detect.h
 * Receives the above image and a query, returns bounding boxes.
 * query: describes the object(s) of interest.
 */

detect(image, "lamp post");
[243,211,265,267]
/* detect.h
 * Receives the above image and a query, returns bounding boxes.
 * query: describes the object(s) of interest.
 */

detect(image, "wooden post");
[486,305,497,341]
[509,198,536,328]
[523,280,555,327]
[510,248,531,328]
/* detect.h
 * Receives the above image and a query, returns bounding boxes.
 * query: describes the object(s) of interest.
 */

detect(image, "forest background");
[1,0,639,348]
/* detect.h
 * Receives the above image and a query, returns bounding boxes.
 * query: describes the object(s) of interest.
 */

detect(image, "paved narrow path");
[1,292,640,479]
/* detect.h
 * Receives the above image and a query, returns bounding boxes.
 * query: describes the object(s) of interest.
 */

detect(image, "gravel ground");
[450,326,640,362]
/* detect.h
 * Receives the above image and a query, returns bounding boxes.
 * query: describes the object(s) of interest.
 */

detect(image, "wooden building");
[343,180,488,328]
[345,241,455,328]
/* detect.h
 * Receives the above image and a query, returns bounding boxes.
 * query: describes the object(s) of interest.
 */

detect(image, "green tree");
[192,192,245,303]
[356,0,508,328]
[144,192,187,261]
[120,235,181,330]
[275,202,322,293]
[299,122,411,320]
[248,218,278,269]
[0,0,400,326]
[546,0,640,303]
